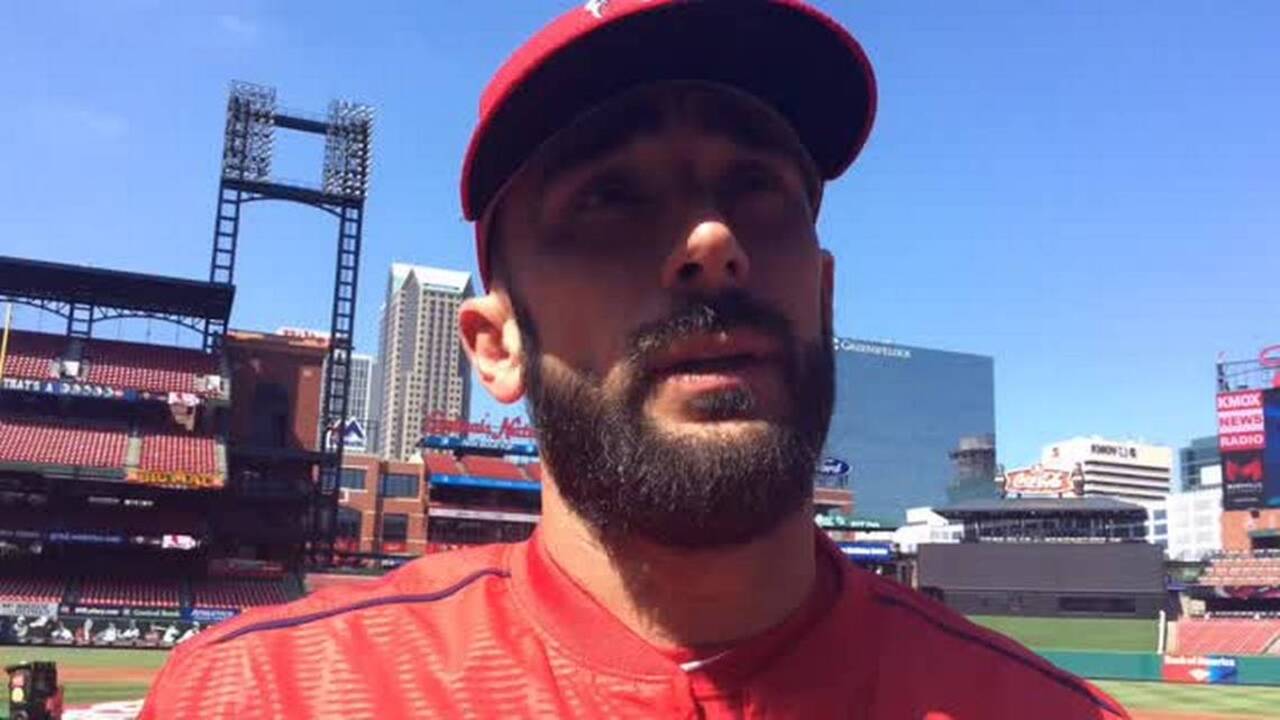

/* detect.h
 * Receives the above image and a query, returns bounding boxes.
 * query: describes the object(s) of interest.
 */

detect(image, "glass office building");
[1179,435,1220,493]
[818,338,996,523]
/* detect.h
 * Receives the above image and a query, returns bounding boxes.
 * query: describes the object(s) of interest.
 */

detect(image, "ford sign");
[818,457,851,477]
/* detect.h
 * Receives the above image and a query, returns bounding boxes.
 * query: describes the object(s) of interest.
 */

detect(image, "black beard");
[516,290,835,549]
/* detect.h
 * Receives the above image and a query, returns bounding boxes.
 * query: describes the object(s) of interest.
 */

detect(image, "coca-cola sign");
[1003,465,1076,496]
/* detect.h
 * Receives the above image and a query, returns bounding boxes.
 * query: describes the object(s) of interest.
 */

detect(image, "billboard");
[1219,389,1280,510]
[421,412,538,455]
[837,542,893,563]
[1003,465,1077,497]
[1161,655,1239,685]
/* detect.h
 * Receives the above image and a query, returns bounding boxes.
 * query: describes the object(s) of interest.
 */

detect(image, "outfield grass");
[1,646,167,719]
[1096,680,1280,719]
[0,646,169,670]
[970,615,1158,652]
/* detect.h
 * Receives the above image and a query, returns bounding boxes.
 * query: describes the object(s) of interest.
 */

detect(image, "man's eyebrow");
[533,88,820,198]
[536,101,665,184]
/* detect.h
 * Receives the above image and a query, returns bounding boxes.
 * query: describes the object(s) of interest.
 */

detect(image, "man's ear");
[820,249,835,336]
[458,292,526,404]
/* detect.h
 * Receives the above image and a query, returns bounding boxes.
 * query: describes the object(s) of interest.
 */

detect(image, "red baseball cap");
[461,0,877,285]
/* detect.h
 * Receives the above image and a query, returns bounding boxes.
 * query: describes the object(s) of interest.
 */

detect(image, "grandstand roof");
[936,496,1147,517]
[0,255,234,321]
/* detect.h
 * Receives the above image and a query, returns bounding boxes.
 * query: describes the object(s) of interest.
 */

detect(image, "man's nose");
[660,217,751,293]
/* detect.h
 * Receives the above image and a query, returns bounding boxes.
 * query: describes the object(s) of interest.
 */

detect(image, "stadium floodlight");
[323,99,374,199]
[222,81,277,182]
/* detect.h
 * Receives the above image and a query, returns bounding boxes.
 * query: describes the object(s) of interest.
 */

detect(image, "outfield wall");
[1043,651,1280,687]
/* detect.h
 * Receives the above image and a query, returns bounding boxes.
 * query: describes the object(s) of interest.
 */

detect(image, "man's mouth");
[660,354,763,377]
[646,331,782,383]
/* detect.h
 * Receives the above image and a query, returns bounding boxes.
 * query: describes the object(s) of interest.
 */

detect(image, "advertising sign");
[1161,655,1239,685]
[838,542,893,562]
[0,603,57,618]
[127,468,224,490]
[421,412,539,455]
[430,474,541,493]
[1218,391,1266,452]
[0,377,199,404]
[1220,390,1269,510]
[429,506,540,524]
[815,457,852,489]
[1265,388,1280,508]
[341,418,367,451]
[1003,465,1076,497]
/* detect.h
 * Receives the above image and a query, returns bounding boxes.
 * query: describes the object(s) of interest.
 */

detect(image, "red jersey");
[141,531,1128,719]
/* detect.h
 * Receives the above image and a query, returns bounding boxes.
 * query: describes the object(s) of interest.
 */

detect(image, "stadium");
[2,82,1280,720]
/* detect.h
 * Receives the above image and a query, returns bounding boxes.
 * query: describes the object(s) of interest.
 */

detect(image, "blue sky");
[2,1,1277,469]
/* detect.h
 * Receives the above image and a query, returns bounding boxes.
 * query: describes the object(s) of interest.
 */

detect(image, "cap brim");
[461,0,876,222]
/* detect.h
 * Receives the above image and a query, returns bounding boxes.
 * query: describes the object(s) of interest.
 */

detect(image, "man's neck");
[538,482,818,650]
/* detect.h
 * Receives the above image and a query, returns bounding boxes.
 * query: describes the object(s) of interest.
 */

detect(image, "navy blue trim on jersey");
[872,591,1125,717]
[212,568,510,645]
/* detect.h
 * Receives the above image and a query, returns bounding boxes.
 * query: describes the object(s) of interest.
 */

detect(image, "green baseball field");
[969,616,1280,719]
[3,619,1279,719]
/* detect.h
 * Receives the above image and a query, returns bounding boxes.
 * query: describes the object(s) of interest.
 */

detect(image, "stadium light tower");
[205,81,374,564]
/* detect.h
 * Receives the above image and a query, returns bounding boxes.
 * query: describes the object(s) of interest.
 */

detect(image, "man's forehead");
[530,81,820,186]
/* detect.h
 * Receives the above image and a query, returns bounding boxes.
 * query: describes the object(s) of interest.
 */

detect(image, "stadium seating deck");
[191,579,291,609]
[0,577,66,604]
[1200,552,1280,587]
[424,453,465,476]
[1176,618,1280,656]
[79,578,181,608]
[140,432,219,474]
[0,330,65,380]
[458,455,526,480]
[81,337,220,396]
[0,415,129,469]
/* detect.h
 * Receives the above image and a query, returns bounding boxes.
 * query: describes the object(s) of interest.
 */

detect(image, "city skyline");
[3,2,1277,469]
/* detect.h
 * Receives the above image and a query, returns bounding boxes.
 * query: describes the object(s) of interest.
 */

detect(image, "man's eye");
[730,166,785,196]
[574,177,649,212]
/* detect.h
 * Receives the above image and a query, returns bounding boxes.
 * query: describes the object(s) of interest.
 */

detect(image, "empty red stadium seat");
[424,453,465,476]
[78,578,181,608]
[0,415,128,469]
[140,432,219,474]
[0,331,66,380]
[458,455,526,480]
[1176,619,1280,656]
[81,337,221,396]
[0,577,65,604]
[191,579,291,609]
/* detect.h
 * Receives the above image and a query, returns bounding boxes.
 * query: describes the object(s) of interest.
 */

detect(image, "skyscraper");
[1041,437,1173,503]
[344,352,375,451]
[372,263,474,460]
[1179,435,1221,493]
[821,339,996,523]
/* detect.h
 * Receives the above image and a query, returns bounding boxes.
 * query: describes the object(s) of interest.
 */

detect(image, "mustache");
[624,290,795,371]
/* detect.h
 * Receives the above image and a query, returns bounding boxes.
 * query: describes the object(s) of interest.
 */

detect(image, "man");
[143,2,1128,718]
